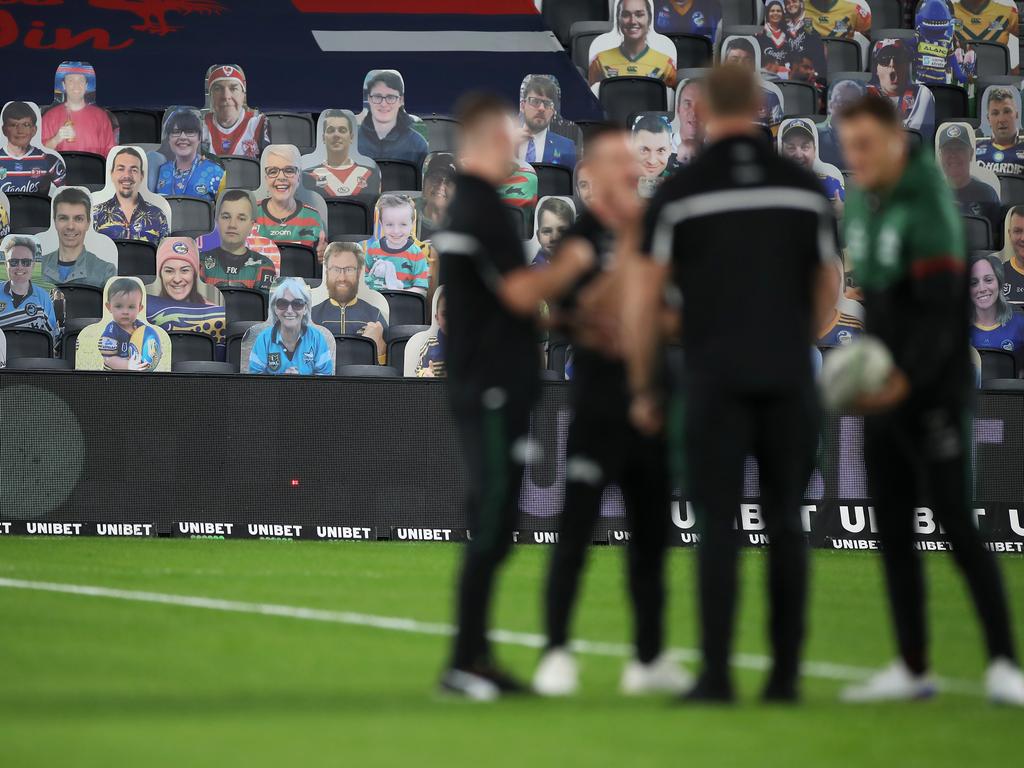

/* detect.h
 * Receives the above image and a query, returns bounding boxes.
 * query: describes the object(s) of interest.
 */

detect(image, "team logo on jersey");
[172,240,190,255]
[221,139,232,152]
[0,168,7,180]
[25,302,39,316]
[195,184,207,196]
[988,21,1004,33]
[203,255,215,270]
[268,352,281,372]
[303,349,314,366]
[994,151,1005,162]
[1003,283,1012,296]
[0,302,6,311]
[692,11,705,27]
[1003,340,1015,351]
[837,330,853,345]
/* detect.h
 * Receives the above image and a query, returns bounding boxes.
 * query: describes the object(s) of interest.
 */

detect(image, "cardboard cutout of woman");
[146,237,226,359]
[759,0,827,82]
[41,62,117,158]
[362,194,430,294]
[253,144,328,262]
[154,107,227,203]
[356,70,429,169]
[199,189,280,294]
[406,286,446,377]
[92,146,172,244]
[37,186,118,290]
[653,0,723,41]
[868,38,935,138]
[418,153,456,241]
[301,109,380,200]
[243,276,335,375]
[946,0,1019,75]
[202,64,271,160]
[530,197,577,268]
[777,118,845,216]
[1,101,67,195]
[977,86,1024,176]
[516,75,580,169]
[590,0,679,86]
[968,252,1024,367]
[0,234,58,343]
[75,275,171,372]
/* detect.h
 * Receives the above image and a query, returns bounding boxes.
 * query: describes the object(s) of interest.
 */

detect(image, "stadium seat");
[979,348,1017,380]
[830,71,871,88]
[110,108,162,145]
[599,77,669,126]
[504,205,531,240]
[334,334,378,366]
[999,174,1024,207]
[115,239,157,277]
[169,331,215,363]
[533,162,574,199]
[541,368,568,381]
[60,317,96,363]
[377,159,421,192]
[547,336,570,378]
[226,321,260,370]
[904,128,923,151]
[871,0,905,30]
[380,290,427,327]
[278,243,318,279]
[667,33,714,69]
[982,377,1024,391]
[166,196,213,237]
[777,81,818,116]
[824,38,862,75]
[385,324,429,371]
[542,0,609,45]
[963,214,993,250]
[570,21,613,71]
[721,0,759,24]
[929,84,969,122]
[57,283,103,320]
[219,287,268,323]
[336,363,400,378]
[4,328,54,359]
[7,193,51,234]
[326,198,372,236]
[172,360,236,374]
[420,116,460,153]
[62,151,107,191]
[264,112,315,155]
[974,42,1010,78]
[217,156,261,190]
[5,357,71,370]
[575,119,615,142]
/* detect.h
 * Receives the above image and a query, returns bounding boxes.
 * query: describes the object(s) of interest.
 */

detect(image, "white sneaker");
[840,660,937,703]
[533,648,579,697]
[620,653,693,695]
[986,657,1024,706]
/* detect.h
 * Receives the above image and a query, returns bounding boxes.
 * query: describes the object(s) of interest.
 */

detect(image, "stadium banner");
[1,370,1023,554]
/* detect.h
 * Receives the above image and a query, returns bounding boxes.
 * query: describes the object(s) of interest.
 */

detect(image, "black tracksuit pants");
[864,399,1016,673]
[684,376,820,689]
[544,353,671,663]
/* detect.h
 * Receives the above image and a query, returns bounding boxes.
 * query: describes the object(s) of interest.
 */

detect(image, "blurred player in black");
[626,65,836,702]
[532,126,690,697]
[434,93,595,701]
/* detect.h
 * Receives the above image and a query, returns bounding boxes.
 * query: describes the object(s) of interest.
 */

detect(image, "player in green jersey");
[836,94,1024,706]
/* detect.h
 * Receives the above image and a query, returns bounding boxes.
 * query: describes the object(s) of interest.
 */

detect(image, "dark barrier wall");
[1,370,1023,553]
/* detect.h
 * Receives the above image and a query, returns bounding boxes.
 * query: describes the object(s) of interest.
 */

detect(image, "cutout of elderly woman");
[254,144,327,261]
[248,277,334,375]
[969,254,1024,369]
[155,108,226,203]
[0,234,58,341]
[358,70,429,169]
[41,61,116,158]
[147,237,226,357]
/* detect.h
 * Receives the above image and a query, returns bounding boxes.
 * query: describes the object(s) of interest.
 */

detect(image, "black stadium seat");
[377,159,420,192]
[7,193,51,234]
[721,0,759,24]
[219,286,268,323]
[380,290,427,327]
[871,0,905,30]
[599,77,669,125]
[778,81,818,116]
[667,33,713,69]
[542,0,608,45]
[503,205,530,240]
[979,348,1017,380]
[226,321,260,370]
[264,112,315,155]
[999,174,1024,207]
[548,337,571,378]
[386,324,430,371]
[62,151,106,191]
[973,41,1010,78]
[929,83,969,122]
[166,196,213,237]
[824,38,862,76]
[56,283,103,320]
[334,334,378,366]
[110,108,162,144]
[218,156,261,190]
[115,239,157,277]
[963,215,993,251]
[278,243,318,279]
[3,327,54,360]
[172,360,236,374]
[169,331,215,363]
[327,198,372,236]
[533,162,574,199]
[570,21,613,72]
[336,363,399,378]
[420,115,460,153]
[5,357,71,370]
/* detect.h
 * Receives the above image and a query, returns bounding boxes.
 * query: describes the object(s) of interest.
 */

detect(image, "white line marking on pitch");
[0,577,983,696]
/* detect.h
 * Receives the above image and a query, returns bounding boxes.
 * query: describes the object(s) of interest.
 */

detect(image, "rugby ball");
[128,325,162,371]
[819,335,893,410]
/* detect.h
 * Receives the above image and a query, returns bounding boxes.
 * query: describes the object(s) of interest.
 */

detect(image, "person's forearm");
[498,245,592,316]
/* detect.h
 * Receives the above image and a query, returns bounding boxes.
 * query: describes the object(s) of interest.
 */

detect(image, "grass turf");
[0,538,1019,766]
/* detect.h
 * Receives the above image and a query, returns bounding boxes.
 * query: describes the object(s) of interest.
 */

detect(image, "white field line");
[0,577,983,696]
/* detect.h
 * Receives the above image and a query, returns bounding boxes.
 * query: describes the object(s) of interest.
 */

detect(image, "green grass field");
[0,539,1020,766]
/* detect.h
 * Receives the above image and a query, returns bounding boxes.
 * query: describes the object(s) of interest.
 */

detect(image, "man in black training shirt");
[532,125,690,697]
[433,92,594,701]
[626,65,835,703]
